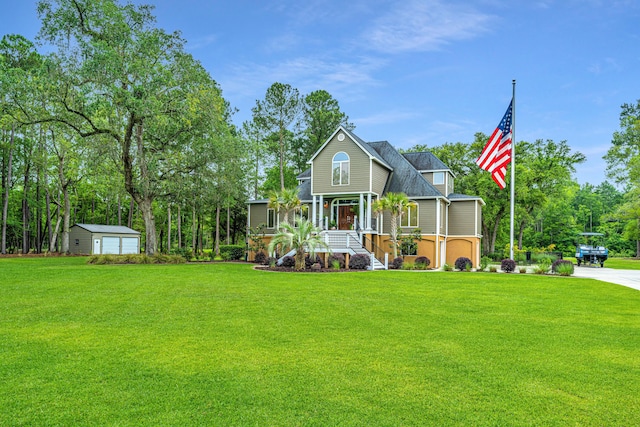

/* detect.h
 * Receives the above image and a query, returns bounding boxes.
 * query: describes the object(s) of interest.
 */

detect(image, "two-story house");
[247,126,484,269]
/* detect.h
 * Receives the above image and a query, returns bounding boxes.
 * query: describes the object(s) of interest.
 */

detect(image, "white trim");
[366,193,372,230]
[400,202,418,228]
[359,193,364,229]
[433,171,445,185]
[474,200,478,236]
[267,208,276,229]
[307,125,392,170]
[436,198,441,267]
[312,195,317,226]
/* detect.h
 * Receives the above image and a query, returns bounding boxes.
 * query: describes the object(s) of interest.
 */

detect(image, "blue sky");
[3,0,640,185]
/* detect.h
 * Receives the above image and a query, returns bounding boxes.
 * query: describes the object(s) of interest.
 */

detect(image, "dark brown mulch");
[0,252,83,258]
[253,265,368,273]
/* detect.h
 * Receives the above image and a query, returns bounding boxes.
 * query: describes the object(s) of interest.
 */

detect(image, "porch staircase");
[321,231,386,270]
[277,231,386,270]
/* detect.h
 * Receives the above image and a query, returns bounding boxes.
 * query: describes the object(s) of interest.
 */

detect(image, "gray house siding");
[448,200,478,235]
[378,199,437,235]
[248,203,270,230]
[371,161,389,195]
[418,199,437,234]
[312,134,371,195]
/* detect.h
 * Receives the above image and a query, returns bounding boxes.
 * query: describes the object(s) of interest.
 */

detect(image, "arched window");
[332,152,350,185]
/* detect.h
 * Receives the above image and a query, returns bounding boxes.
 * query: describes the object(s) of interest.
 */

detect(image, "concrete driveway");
[572,266,640,291]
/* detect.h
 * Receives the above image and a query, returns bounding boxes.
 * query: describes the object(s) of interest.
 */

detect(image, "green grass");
[1,257,639,426]
[604,257,640,270]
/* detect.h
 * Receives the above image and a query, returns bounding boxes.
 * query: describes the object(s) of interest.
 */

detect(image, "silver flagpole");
[509,80,516,260]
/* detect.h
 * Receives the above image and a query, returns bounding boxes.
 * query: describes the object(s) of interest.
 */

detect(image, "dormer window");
[433,172,444,185]
[332,152,350,185]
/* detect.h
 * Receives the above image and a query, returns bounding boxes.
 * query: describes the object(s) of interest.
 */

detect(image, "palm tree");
[268,187,301,227]
[268,218,328,270]
[372,192,415,258]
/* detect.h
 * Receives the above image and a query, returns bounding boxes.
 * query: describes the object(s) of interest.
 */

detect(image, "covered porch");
[309,193,378,233]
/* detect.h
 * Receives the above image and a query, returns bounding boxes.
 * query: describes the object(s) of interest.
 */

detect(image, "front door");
[338,205,354,230]
[93,238,101,255]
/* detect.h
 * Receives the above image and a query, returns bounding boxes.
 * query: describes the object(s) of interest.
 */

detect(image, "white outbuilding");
[69,224,141,255]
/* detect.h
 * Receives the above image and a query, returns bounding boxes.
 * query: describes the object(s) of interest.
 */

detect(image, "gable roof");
[367,141,443,198]
[308,125,393,171]
[72,224,140,234]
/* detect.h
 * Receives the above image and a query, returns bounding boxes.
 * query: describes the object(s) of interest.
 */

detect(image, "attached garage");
[69,224,141,255]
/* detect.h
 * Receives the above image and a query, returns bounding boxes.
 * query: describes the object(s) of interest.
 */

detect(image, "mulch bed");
[253,265,368,273]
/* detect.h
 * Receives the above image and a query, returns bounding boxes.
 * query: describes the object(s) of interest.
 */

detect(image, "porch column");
[318,195,324,228]
[359,193,364,230]
[312,195,317,227]
[366,193,372,231]
[436,197,441,268]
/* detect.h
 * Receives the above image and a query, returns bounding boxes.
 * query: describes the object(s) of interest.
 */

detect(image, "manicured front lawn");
[1,257,639,426]
[603,257,640,270]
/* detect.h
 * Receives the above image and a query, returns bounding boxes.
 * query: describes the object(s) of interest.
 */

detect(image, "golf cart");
[575,232,608,267]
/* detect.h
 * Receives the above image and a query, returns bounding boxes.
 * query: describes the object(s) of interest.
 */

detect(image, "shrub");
[501,259,516,273]
[87,254,185,265]
[402,261,415,270]
[281,255,295,268]
[552,259,574,276]
[489,266,498,272]
[480,256,491,271]
[442,263,452,271]
[390,257,404,270]
[414,256,430,270]
[331,259,341,270]
[454,257,472,271]
[327,253,345,269]
[170,247,193,261]
[519,267,527,274]
[267,257,277,268]
[254,251,268,265]
[537,256,552,274]
[533,266,546,274]
[349,253,370,270]
[305,254,325,269]
[218,245,245,261]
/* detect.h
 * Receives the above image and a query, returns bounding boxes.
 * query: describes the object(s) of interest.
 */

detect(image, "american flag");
[476,100,513,189]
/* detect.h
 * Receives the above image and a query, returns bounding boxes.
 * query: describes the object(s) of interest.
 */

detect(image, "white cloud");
[362,0,495,53]
[588,57,621,75]
[221,55,385,102]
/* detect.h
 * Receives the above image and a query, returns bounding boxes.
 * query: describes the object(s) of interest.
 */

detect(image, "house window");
[267,208,275,228]
[292,207,308,227]
[332,152,350,185]
[401,203,418,227]
[433,172,444,185]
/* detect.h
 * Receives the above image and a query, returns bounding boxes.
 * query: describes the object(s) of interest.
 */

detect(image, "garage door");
[121,237,139,254]
[102,237,120,254]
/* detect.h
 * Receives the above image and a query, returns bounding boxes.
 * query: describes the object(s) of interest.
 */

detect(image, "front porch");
[309,194,378,233]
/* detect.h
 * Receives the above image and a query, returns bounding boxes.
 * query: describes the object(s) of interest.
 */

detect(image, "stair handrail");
[360,234,387,267]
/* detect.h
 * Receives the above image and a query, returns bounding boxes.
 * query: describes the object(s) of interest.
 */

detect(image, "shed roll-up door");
[121,237,138,254]
[102,237,120,254]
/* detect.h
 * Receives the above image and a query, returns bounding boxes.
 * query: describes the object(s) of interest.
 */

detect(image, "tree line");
[402,134,638,258]
[0,0,352,256]
[1,0,638,258]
